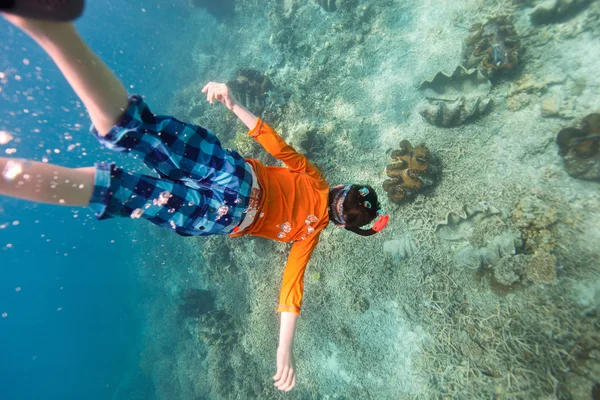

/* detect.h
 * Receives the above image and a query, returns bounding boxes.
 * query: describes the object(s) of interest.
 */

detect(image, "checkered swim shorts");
[88,95,254,236]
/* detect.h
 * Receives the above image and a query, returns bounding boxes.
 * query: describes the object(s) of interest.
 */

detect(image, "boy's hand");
[273,346,296,392]
[201,82,237,110]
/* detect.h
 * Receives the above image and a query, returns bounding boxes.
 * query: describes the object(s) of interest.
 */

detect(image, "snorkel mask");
[330,185,389,237]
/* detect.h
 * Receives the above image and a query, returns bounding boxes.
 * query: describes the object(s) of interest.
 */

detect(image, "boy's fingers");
[284,369,294,389]
[272,365,283,381]
[284,375,296,392]
[274,368,289,388]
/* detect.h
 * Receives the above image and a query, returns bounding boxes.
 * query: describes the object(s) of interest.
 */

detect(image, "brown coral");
[226,68,274,113]
[383,140,438,204]
[464,16,521,78]
[197,310,238,347]
[524,251,557,284]
[512,194,559,254]
[556,113,600,181]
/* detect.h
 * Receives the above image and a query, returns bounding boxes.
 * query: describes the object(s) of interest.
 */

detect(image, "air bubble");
[234,198,242,204]
[1,312,7,318]
[153,191,171,206]
[130,208,144,219]
[3,160,23,180]
[281,222,292,233]
[277,232,287,239]
[305,214,318,224]
[0,130,14,145]
[217,205,229,216]
[307,226,315,234]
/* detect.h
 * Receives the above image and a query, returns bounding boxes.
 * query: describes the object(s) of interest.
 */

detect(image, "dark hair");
[342,185,380,228]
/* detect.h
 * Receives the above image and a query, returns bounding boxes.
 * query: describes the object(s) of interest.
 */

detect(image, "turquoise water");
[0,1,196,399]
[2,1,600,399]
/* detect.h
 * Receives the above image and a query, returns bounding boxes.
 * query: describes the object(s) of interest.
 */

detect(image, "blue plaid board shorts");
[88,95,254,236]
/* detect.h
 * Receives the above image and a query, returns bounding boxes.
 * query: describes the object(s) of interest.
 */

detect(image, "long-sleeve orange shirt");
[230,119,330,314]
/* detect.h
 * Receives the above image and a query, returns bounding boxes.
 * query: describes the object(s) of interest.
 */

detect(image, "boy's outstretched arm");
[202,82,258,129]
[204,81,298,391]
[273,312,298,391]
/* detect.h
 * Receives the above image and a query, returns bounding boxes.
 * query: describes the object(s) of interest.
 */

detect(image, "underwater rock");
[382,140,439,204]
[383,236,417,262]
[191,0,235,19]
[464,16,521,78]
[418,66,492,127]
[179,288,215,319]
[530,0,592,24]
[196,310,238,347]
[226,69,274,114]
[556,113,600,181]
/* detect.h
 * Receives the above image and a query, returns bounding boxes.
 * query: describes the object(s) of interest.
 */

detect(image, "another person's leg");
[2,15,129,135]
[0,157,94,206]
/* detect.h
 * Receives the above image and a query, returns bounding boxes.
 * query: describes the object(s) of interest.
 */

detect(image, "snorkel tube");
[345,213,389,237]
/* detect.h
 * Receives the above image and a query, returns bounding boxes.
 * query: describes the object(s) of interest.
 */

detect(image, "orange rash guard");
[229,119,330,314]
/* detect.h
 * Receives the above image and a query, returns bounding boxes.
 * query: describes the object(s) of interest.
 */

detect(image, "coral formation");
[418,66,492,126]
[556,113,600,181]
[226,68,274,114]
[512,194,560,254]
[300,128,326,159]
[179,288,216,319]
[464,16,521,78]
[382,140,439,204]
[493,250,557,286]
[505,73,566,111]
[195,310,238,347]
[530,0,593,24]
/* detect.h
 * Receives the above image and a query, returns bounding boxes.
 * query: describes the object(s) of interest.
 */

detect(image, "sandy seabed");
[125,1,600,399]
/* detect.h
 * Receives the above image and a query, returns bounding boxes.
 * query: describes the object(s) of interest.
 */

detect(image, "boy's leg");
[3,15,129,136]
[0,157,94,206]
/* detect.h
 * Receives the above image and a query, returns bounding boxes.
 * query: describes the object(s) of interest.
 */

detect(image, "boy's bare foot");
[0,0,84,22]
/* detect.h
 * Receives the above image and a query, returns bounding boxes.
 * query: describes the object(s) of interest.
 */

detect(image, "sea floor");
[128,0,600,398]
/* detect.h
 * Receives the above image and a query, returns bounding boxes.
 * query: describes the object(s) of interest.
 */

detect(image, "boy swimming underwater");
[0,2,387,392]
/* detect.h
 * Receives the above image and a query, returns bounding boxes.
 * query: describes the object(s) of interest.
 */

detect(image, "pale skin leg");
[0,157,95,206]
[3,15,129,135]
[0,14,128,205]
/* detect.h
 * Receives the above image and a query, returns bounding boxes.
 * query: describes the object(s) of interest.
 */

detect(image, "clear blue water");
[0,2,200,398]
